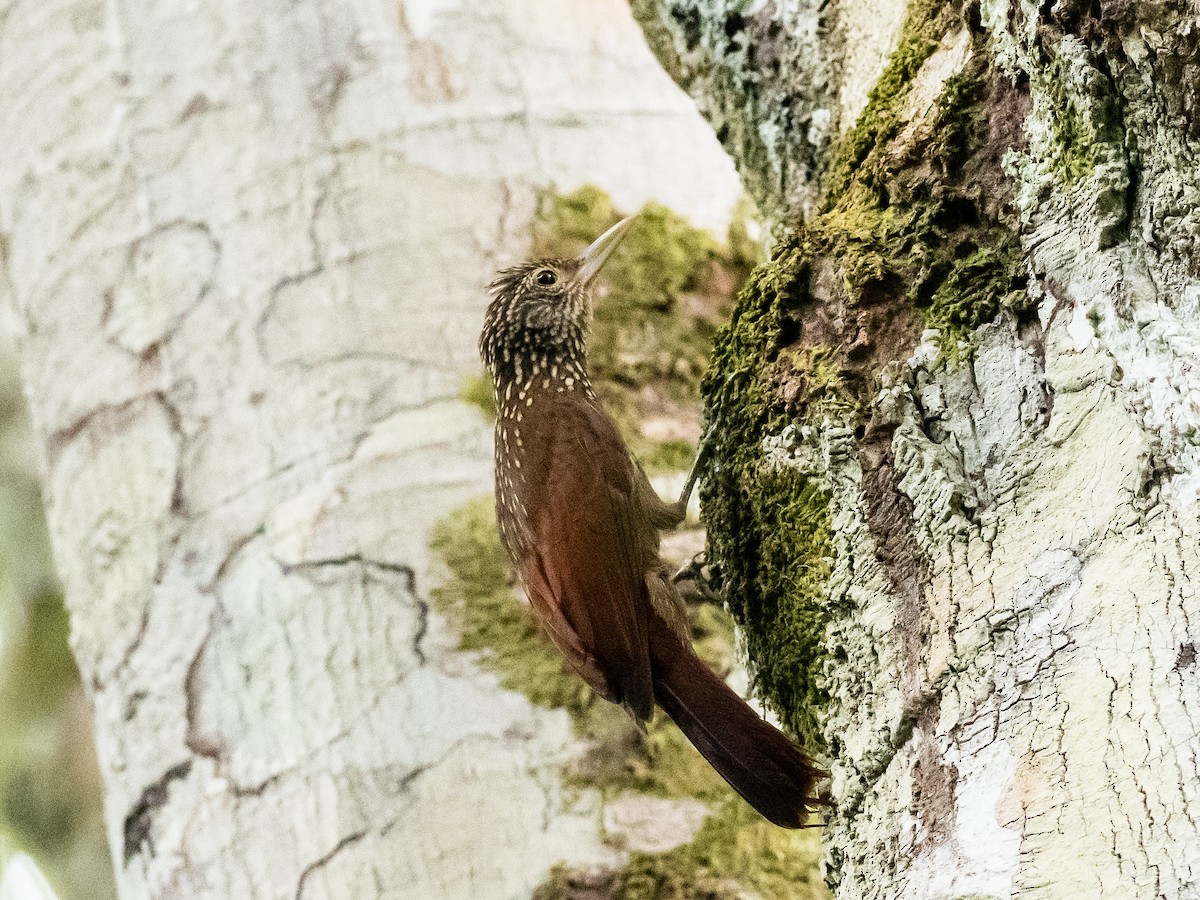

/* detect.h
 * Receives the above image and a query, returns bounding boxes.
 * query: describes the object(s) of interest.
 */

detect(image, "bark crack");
[202,526,266,593]
[184,601,224,761]
[122,759,194,866]
[282,553,427,664]
[293,829,367,900]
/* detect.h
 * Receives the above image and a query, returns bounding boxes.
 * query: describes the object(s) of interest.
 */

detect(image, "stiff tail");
[649,616,825,828]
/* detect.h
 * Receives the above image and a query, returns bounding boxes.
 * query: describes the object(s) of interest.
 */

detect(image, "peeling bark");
[637,0,1200,896]
[0,0,743,897]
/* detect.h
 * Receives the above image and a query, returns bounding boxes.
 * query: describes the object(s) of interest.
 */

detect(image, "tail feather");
[649,616,825,828]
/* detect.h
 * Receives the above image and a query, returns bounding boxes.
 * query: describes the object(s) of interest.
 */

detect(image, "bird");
[479,217,825,828]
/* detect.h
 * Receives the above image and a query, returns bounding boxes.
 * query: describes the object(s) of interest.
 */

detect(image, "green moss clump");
[0,589,87,854]
[778,344,859,413]
[614,798,828,900]
[639,439,697,476]
[1047,98,1098,184]
[1037,47,1121,189]
[922,243,1028,338]
[531,863,574,900]
[627,0,688,88]
[536,189,720,315]
[700,250,834,752]
[458,373,495,418]
[815,60,1029,345]
[0,590,77,716]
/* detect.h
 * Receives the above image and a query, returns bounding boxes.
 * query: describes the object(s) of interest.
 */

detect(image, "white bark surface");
[0,1,742,897]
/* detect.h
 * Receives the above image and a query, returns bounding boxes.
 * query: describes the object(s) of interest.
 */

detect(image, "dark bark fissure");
[858,428,931,669]
[293,829,367,900]
[122,760,193,865]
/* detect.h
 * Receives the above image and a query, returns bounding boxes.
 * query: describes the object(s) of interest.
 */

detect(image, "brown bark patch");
[859,428,932,667]
[911,715,958,848]
[1176,642,1197,671]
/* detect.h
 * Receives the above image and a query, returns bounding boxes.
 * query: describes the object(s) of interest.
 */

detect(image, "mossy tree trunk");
[634,0,1200,896]
[0,1,742,898]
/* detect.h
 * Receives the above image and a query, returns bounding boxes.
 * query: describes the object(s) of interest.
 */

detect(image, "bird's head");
[481,217,634,376]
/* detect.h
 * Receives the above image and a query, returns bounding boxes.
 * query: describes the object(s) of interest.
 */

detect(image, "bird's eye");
[535,269,557,286]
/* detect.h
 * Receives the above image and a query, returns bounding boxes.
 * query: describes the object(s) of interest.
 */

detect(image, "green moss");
[1038,49,1117,187]
[0,589,77,715]
[700,250,835,752]
[640,439,697,476]
[1048,100,1098,184]
[778,344,858,413]
[627,0,687,87]
[531,184,622,253]
[459,373,495,418]
[614,797,829,900]
[810,6,1030,345]
[531,863,575,900]
[825,0,953,203]
[813,53,1028,348]
[0,589,87,856]
[922,245,1029,338]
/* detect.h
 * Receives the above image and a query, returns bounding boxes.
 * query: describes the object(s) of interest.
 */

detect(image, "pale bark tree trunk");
[0,1,741,898]
[634,0,1200,897]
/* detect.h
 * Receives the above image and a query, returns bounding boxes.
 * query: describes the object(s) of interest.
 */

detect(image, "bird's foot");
[672,552,721,605]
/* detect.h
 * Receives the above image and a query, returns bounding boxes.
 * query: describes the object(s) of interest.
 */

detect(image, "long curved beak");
[577,216,636,285]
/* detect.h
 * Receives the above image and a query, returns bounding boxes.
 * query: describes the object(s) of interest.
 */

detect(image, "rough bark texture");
[0,1,742,898]
[635,0,1200,897]
[631,0,911,223]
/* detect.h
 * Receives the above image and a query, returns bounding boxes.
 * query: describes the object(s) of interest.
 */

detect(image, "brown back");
[505,386,655,720]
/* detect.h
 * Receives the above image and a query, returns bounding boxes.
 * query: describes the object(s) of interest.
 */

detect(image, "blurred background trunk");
[0,1,749,897]
[632,0,1200,896]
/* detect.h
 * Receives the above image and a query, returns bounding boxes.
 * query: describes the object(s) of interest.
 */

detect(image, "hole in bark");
[776,314,801,348]
[935,197,979,229]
